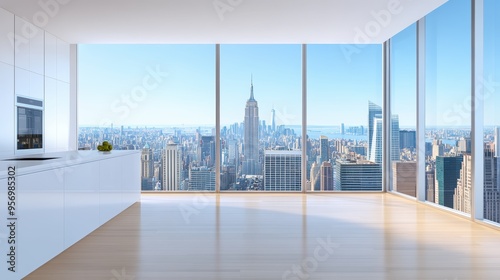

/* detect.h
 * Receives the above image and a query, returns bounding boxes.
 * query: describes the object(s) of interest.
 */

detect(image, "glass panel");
[220,45,302,191]
[77,45,215,191]
[307,44,382,191]
[425,1,471,212]
[390,23,417,197]
[484,0,500,223]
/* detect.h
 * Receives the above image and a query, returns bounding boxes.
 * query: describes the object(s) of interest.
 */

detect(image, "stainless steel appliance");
[16,96,43,151]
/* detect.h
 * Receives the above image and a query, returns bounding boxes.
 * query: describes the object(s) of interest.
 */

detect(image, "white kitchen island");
[0,150,140,279]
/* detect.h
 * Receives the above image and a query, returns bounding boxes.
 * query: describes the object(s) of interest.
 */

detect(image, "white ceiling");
[0,0,447,44]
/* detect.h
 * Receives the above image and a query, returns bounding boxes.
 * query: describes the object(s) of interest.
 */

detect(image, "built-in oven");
[16,96,44,153]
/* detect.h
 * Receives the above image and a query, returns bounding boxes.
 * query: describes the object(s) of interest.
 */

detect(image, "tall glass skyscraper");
[435,156,463,208]
[243,79,260,175]
[368,101,382,161]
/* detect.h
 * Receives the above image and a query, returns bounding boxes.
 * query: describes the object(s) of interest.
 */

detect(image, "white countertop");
[0,150,140,179]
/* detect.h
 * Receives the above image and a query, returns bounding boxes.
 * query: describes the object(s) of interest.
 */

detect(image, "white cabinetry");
[17,169,65,277]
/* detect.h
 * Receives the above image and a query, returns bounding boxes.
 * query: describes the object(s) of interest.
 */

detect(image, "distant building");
[264,150,301,191]
[310,162,321,191]
[163,141,181,191]
[141,144,154,190]
[435,156,463,208]
[457,138,471,154]
[425,142,433,157]
[392,161,416,197]
[484,148,500,223]
[454,154,472,213]
[368,101,382,161]
[320,135,329,163]
[320,161,334,191]
[399,130,416,150]
[432,139,444,160]
[189,166,215,191]
[426,170,435,203]
[334,160,382,191]
[243,78,260,175]
[368,102,400,163]
[199,135,215,167]
[495,127,500,157]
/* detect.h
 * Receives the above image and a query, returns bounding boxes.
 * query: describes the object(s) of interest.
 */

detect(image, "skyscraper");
[392,161,416,197]
[310,161,320,191]
[484,148,500,223]
[189,166,216,191]
[454,154,471,213]
[435,156,463,208]
[369,116,383,163]
[334,159,382,191]
[243,78,260,175]
[391,115,400,161]
[320,135,329,164]
[495,126,500,157]
[457,137,471,154]
[368,101,382,160]
[426,169,435,203]
[399,130,416,150]
[163,140,182,191]
[141,143,154,190]
[320,161,334,191]
[199,135,215,167]
[368,102,400,163]
[271,106,276,132]
[264,150,301,191]
[432,139,444,160]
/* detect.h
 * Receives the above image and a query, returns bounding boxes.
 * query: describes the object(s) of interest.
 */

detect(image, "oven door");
[16,97,44,153]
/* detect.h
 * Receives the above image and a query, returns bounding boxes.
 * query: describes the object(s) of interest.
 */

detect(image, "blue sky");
[77,0,500,128]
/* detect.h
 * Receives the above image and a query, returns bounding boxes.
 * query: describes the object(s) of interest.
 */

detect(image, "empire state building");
[243,78,260,175]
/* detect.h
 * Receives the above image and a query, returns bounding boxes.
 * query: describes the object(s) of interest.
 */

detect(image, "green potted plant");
[97,141,113,152]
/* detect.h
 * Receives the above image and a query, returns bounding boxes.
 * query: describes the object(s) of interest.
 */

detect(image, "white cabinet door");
[57,39,69,83]
[14,67,29,98]
[29,72,44,100]
[56,81,70,151]
[99,158,123,224]
[17,169,64,279]
[44,77,58,152]
[64,162,100,248]
[29,28,44,75]
[14,17,30,71]
[0,8,14,66]
[122,153,141,207]
[44,32,57,79]
[0,63,15,157]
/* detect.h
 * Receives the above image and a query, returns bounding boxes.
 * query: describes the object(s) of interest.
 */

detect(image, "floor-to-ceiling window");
[425,0,471,212]
[390,24,417,197]
[483,0,500,223]
[220,45,302,191]
[77,45,215,191]
[307,44,383,191]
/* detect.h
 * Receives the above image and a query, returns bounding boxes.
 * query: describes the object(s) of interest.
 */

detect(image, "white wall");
[0,7,72,156]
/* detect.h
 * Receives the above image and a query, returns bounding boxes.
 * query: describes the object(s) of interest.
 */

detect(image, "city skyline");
[77,44,416,128]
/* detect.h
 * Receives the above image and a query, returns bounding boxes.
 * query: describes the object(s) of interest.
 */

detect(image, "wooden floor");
[26,193,500,280]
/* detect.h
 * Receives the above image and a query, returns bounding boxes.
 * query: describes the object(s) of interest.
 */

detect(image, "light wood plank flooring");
[26,193,500,279]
